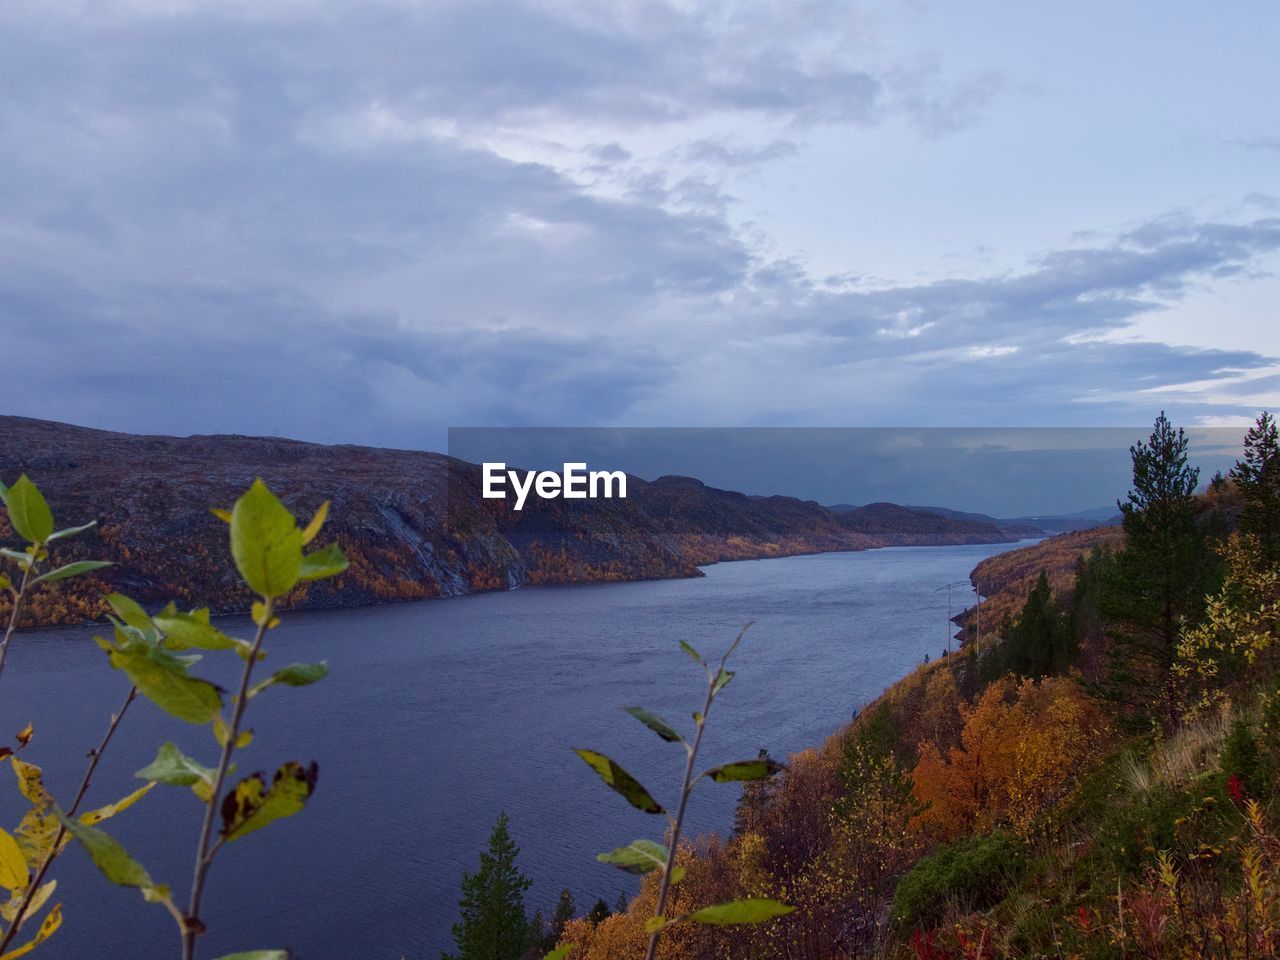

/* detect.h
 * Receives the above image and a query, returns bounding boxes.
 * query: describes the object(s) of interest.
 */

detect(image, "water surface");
[0,542,1024,959]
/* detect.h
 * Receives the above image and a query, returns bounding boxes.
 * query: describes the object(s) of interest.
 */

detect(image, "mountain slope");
[0,416,1027,624]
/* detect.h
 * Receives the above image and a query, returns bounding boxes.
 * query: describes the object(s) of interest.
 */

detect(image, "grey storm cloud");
[0,1,997,132]
[0,1,1276,448]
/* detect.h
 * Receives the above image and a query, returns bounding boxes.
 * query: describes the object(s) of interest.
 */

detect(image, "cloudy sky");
[2,1,1279,451]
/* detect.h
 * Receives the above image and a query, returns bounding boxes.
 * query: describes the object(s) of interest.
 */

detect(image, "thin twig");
[0,684,138,953]
[181,598,272,960]
[0,564,33,686]
[644,625,750,960]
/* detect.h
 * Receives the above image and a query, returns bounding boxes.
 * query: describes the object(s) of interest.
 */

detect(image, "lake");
[0,541,1026,959]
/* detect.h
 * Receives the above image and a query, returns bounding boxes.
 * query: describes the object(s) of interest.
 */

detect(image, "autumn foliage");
[910,676,1109,841]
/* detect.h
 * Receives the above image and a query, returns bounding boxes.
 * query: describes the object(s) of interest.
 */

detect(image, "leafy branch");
[0,474,135,959]
[572,625,792,960]
[55,478,347,960]
[0,475,111,685]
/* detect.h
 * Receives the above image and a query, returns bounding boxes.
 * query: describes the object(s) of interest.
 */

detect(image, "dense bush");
[891,831,1025,929]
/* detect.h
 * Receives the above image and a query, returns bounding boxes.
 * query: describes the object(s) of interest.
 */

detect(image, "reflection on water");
[0,542,1024,959]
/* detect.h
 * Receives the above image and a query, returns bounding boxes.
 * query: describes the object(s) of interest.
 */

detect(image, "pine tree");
[548,888,575,945]
[443,813,532,960]
[527,912,545,954]
[1104,412,1210,729]
[586,899,610,925]
[732,747,775,837]
[1231,410,1280,564]
[1066,546,1112,670]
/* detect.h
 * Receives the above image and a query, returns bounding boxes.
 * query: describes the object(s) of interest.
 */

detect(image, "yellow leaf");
[0,830,27,891]
[300,501,329,545]
[210,508,232,523]
[13,725,32,749]
[250,601,279,629]
[78,782,154,826]
[10,760,50,809]
[0,902,61,959]
[9,760,57,864]
[0,880,55,926]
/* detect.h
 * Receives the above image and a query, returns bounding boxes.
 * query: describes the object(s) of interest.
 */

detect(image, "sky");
[1,1,1279,455]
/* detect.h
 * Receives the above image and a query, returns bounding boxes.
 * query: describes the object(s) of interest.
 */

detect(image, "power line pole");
[974,581,982,658]
[933,581,969,658]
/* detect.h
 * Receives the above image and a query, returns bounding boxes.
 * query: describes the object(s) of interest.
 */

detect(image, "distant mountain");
[999,505,1123,533]
[0,416,1027,626]
[828,502,1028,543]
[907,503,1122,535]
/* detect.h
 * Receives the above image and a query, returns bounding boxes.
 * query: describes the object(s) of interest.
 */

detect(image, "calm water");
[0,542,1024,959]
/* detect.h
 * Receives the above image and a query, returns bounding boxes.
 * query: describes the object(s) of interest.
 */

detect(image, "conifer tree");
[548,888,575,946]
[1231,410,1280,564]
[586,899,610,925]
[443,813,532,960]
[732,747,775,837]
[981,571,1067,681]
[1104,412,1209,729]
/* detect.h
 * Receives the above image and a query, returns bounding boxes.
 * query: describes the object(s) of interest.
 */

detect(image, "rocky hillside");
[0,417,1029,625]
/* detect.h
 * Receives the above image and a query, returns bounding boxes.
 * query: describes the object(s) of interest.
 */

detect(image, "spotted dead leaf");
[219,762,318,843]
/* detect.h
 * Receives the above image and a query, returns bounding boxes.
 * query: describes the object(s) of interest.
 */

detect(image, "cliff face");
[0,417,1026,625]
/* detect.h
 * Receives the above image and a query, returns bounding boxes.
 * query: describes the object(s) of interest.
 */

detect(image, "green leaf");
[135,742,216,796]
[644,916,670,934]
[1,476,54,544]
[153,608,240,652]
[211,953,290,960]
[712,669,735,695]
[0,547,33,567]
[55,809,170,903]
[107,643,223,724]
[542,948,571,960]
[678,641,703,665]
[623,707,683,744]
[220,762,318,843]
[47,520,97,541]
[596,838,670,874]
[704,758,786,783]
[247,662,328,698]
[106,593,154,635]
[572,749,664,814]
[688,899,794,925]
[230,479,303,598]
[33,560,111,584]
[297,542,348,582]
